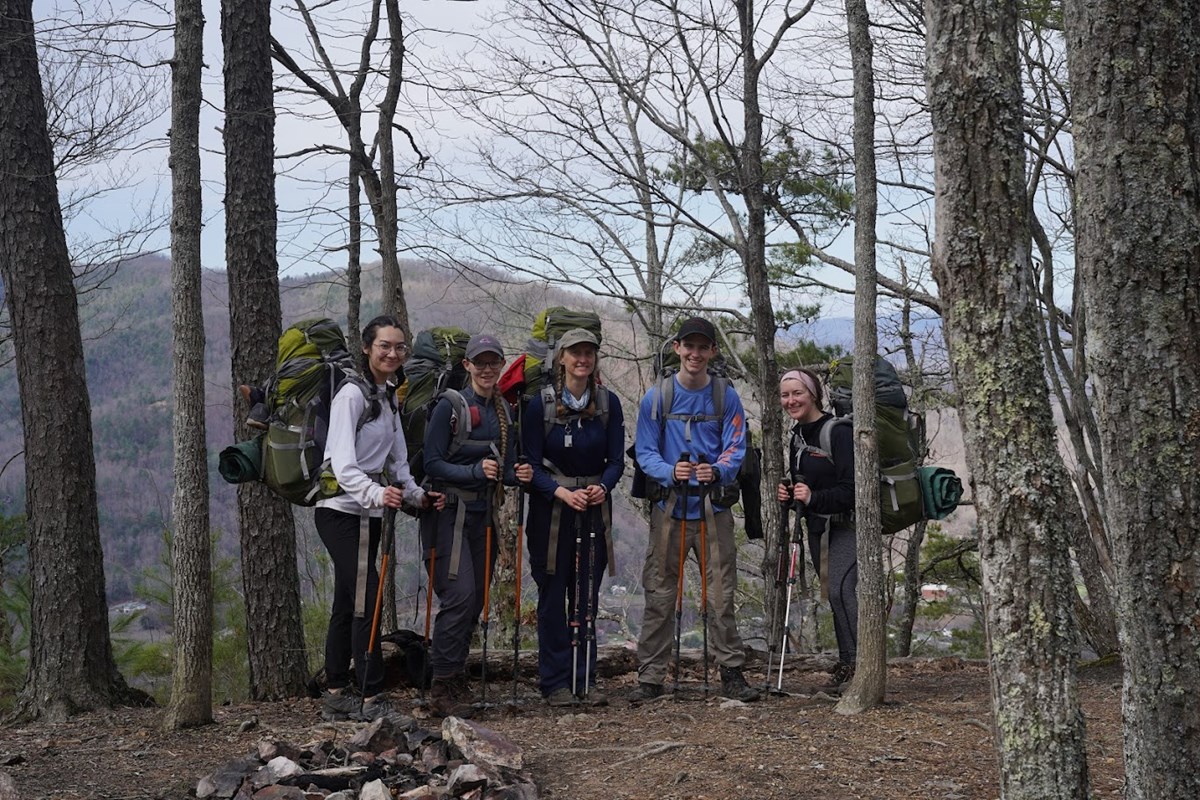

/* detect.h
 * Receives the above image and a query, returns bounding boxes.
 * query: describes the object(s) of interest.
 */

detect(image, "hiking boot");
[546,687,577,707]
[239,385,270,430]
[578,686,608,707]
[321,689,361,721]
[429,674,474,718]
[817,662,856,694]
[356,692,397,721]
[719,667,761,702]
[628,682,664,703]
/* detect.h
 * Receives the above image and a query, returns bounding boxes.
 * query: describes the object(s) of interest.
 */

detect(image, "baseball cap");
[674,316,717,343]
[557,328,600,351]
[465,334,505,360]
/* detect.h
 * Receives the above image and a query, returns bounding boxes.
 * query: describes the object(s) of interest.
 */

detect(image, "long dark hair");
[359,314,406,423]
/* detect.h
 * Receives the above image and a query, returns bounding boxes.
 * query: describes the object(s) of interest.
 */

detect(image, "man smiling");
[631,317,758,702]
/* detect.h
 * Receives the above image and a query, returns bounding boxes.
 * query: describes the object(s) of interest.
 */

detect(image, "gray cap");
[557,328,600,351]
[465,334,504,360]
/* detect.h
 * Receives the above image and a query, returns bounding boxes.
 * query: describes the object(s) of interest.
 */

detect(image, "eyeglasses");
[374,342,410,355]
[470,358,504,371]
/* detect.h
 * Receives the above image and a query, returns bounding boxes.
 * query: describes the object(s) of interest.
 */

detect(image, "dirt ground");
[0,656,1124,800]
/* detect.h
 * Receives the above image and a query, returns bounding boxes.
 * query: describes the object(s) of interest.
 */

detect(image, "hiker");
[519,328,625,707]
[631,317,760,702]
[317,315,445,722]
[777,368,857,692]
[423,333,521,716]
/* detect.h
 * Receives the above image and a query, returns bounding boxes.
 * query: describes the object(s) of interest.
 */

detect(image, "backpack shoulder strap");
[710,375,727,421]
[439,388,473,455]
[815,416,851,464]
[651,374,674,424]
[595,384,610,428]
[540,384,557,436]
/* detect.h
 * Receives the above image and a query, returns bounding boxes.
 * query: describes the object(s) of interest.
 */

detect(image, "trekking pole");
[512,455,528,703]
[570,504,584,697]
[363,482,401,708]
[777,474,807,692]
[481,457,498,708]
[672,452,691,700]
[421,541,436,704]
[765,478,793,694]
[696,456,711,699]
[583,503,599,700]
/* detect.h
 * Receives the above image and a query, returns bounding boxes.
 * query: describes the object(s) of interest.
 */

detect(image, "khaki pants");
[636,505,746,685]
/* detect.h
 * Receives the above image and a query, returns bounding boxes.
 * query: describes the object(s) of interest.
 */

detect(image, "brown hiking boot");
[429,673,474,718]
[719,666,761,702]
[817,662,856,694]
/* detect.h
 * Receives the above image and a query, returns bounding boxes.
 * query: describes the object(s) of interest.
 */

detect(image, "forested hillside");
[0,254,643,599]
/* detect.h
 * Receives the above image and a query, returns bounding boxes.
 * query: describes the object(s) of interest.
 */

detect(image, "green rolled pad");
[918,466,963,520]
[218,436,263,484]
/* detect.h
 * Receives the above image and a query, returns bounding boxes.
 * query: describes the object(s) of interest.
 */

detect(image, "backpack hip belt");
[654,486,721,584]
[432,485,484,581]
[542,462,614,578]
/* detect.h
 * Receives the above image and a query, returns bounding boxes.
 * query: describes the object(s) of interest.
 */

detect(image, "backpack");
[499,307,611,435]
[257,318,381,506]
[630,338,764,539]
[800,355,959,534]
[399,326,472,484]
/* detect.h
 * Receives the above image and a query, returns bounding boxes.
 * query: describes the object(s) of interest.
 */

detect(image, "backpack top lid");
[519,308,603,401]
[270,317,356,410]
[826,354,907,416]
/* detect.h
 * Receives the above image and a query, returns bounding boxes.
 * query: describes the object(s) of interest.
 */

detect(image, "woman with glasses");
[422,333,524,716]
[318,315,444,722]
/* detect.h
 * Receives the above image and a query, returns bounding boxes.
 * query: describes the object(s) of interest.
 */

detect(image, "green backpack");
[807,355,961,534]
[520,307,604,401]
[399,326,472,484]
[259,318,378,505]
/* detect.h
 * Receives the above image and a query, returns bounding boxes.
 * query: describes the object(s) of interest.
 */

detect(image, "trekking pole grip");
[675,451,691,486]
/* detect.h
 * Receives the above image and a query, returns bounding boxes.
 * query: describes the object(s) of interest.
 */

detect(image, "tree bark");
[164,0,213,730]
[1062,1,1200,795]
[0,0,130,721]
[925,0,1090,795]
[837,0,885,715]
[221,0,308,700]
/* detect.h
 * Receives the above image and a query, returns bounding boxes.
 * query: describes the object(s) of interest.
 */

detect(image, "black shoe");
[719,667,760,702]
[628,682,664,703]
[321,689,360,721]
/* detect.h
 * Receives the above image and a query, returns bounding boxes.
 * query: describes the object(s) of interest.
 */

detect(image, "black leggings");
[316,508,384,695]
[809,522,858,664]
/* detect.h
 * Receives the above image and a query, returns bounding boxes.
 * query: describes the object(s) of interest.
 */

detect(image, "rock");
[252,756,304,788]
[397,787,438,799]
[0,754,23,767]
[421,741,448,774]
[718,699,749,710]
[0,770,18,800]
[239,716,259,733]
[197,757,260,799]
[324,793,354,800]
[250,786,305,800]
[447,763,494,795]
[442,718,524,771]
[258,740,303,763]
[358,779,392,800]
[349,751,376,766]
[348,716,412,754]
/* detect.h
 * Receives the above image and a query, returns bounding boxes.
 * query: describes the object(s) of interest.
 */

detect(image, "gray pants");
[810,522,858,664]
[426,504,496,679]
[637,505,746,685]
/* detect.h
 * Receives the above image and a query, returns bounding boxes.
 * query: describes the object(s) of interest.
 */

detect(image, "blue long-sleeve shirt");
[635,375,746,519]
[522,389,625,500]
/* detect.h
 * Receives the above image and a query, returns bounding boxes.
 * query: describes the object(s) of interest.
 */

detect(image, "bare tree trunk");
[0,0,130,721]
[837,0,885,715]
[376,0,409,332]
[925,0,1090,795]
[347,157,362,339]
[1063,1,1200,795]
[164,0,213,730]
[221,0,308,700]
[732,0,785,677]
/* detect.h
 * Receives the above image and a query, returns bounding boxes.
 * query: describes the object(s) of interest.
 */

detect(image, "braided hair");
[491,391,510,506]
